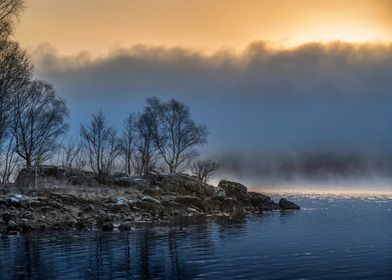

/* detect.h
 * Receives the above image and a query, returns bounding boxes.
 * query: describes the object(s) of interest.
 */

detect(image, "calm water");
[1,194,392,279]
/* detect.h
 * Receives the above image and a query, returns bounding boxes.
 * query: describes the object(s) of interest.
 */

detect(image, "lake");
[1,193,391,279]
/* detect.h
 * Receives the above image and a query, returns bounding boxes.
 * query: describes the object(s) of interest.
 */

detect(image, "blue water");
[1,194,391,279]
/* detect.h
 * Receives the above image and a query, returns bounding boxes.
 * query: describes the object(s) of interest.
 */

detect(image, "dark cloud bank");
[32,42,392,183]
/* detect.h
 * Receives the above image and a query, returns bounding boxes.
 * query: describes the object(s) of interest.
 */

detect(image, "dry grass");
[0,181,143,201]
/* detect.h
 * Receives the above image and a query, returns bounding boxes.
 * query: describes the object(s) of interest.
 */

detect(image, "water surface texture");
[1,195,391,279]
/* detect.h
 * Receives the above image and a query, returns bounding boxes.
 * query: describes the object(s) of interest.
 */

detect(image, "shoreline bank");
[0,168,299,235]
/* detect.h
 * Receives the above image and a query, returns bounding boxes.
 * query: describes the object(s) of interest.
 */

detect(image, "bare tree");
[0,133,19,183]
[0,40,31,147]
[12,80,69,167]
[80,111,121,181]
[0,0,30,161]
[61,137,83,169]
[191,159,219,183]
[0,0,28,134]
[135,111,160,175]
[120,113,137,175]
[0,0,28,180]
[146,97,208,173]
[0,0,24,41]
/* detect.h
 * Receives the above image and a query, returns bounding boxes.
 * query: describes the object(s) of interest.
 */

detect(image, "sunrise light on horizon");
[14,0,392,56]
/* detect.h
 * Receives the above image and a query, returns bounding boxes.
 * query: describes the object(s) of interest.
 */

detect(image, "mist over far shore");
[220,172,392,195]
[31,41,392,188]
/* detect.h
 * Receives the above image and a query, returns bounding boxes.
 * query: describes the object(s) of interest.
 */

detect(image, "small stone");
[115,197,129,206]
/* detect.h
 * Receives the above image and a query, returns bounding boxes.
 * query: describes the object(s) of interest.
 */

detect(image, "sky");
[15,0,392,54]
[12,0,392,183]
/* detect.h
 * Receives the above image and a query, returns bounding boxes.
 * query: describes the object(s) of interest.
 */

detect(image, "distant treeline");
[0,0,218,183]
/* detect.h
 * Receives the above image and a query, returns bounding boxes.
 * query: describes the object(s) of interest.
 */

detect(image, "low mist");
[32,41,392,187]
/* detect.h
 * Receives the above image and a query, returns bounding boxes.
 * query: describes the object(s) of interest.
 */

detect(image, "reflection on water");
[1,196,392,279]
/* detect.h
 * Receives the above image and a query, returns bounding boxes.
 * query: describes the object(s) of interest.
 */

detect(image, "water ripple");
[1,196,392,279]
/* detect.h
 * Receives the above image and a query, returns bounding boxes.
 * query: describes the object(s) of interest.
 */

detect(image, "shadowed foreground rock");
[0,167,299,234]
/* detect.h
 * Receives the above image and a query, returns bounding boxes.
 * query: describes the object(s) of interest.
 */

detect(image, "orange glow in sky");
[14,0,392,55]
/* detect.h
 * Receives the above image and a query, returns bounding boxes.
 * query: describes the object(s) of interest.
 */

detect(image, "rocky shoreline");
[0,167,299,235]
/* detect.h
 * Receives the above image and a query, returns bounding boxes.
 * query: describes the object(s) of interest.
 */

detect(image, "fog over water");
[31,42,392,187]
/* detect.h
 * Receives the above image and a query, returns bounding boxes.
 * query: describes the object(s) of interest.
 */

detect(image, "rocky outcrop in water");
[0,167,299,235]
[279,198,300,210]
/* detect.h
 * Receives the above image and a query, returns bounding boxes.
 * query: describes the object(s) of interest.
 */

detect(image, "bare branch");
[191,159,219,183]
[80,111,121,182]
[11,80,69,167]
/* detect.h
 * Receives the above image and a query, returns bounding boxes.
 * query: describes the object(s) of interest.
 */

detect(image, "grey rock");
[279,198,300,210]
[221,197,241,213]
[115,197,129,206]
[249,192,279,211]
[218,180,251,205]
[213,187,226,199]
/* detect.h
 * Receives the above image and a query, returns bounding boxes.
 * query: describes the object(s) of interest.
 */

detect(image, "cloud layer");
[32,42,392,180]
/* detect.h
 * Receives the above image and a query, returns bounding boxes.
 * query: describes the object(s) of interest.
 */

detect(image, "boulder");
[248,192,279,211]
[218,180,251,205]
[279,198,300,210]
[174,196,205,211]
[221,197,241,213]
[212,187,226,200]
[204,198,222,213]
